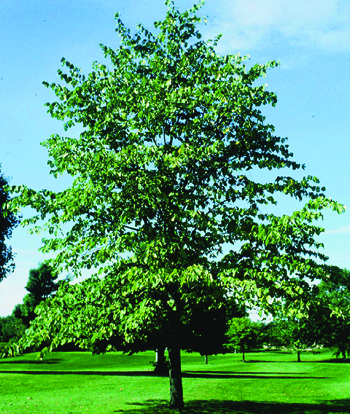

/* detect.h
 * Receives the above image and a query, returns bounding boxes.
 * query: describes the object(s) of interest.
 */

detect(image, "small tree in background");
[267,316,317,362]
[226,317,265,362]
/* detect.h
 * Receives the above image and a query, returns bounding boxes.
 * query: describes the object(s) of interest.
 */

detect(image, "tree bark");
[297,350,301,362]
[154,346,168,375]
[242,344,246,363]
[167,283,184,410]
[205,355,208,365]
[168,343,184,410]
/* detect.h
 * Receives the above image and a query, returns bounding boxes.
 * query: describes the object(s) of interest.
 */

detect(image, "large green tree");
[7,1,343,409]
[0,166,19,283]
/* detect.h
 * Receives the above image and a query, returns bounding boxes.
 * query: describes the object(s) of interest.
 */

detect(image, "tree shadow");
[247,360,302,363]
[240,358,349,364]
[182,371,325,380]
[113,398,350,413]
[0,370,157,376]
[318,359,350,364]
[185,369,317,375]
[0,359,62,365]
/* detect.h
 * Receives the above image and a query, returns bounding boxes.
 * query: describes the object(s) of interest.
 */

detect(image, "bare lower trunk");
[168,344,184,410]
[242,344,246,363]
[297,350,301,362]
[167,284,184,410]
[205,355,208,365]
[154,346,168,375]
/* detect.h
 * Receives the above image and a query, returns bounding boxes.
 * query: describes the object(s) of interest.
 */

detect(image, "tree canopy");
[0,165,19,283]
[7,1,343,409]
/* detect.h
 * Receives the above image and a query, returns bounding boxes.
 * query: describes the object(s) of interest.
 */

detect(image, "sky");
[0,0,350,316]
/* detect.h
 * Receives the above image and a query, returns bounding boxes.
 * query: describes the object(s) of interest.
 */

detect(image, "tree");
[266,315,318,362]
[266,269,350,362]
[26,262,60,302]
[268,267,350,361]
[0,315,25,344]
[8,1,343,409]
[13,262,59,327]
[225,317,264,362]
[12,294,37,327]
[312,267,350,359]
[0,166,19,283]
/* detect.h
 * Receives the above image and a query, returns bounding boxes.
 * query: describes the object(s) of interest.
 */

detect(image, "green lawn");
[0,349,349,413]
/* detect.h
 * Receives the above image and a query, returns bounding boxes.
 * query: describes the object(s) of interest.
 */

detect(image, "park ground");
[0,349,349,413]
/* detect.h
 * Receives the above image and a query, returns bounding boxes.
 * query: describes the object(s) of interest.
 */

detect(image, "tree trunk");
[168,344,184,410]
[342,348,346,360]
[154,346,168,375]
[297,350,301,362]
[242,344,246,363]
[205,355,208,365]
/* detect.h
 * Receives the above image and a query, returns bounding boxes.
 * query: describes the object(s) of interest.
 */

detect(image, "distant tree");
[226,317,264,362]
[269,267,350,361]
[0,315,25,343]
[0,166,19,283]
[265,321,286,349]
[13,262,59,327]
[267,315,317,362]
[325,316,350,360]
[26,262,59,302]
[315,267,350,359]
[12,294,37,327]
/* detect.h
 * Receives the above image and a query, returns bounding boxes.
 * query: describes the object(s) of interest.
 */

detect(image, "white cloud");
[204,0,350,55]
[325,225,350,235]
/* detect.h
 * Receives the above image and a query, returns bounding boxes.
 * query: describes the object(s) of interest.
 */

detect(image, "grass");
[0,349,349,413]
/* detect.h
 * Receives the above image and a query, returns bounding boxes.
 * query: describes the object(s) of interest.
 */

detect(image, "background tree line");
[0,262,61,350]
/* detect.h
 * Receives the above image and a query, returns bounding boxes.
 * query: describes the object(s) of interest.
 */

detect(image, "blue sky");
[0,0,349,316]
